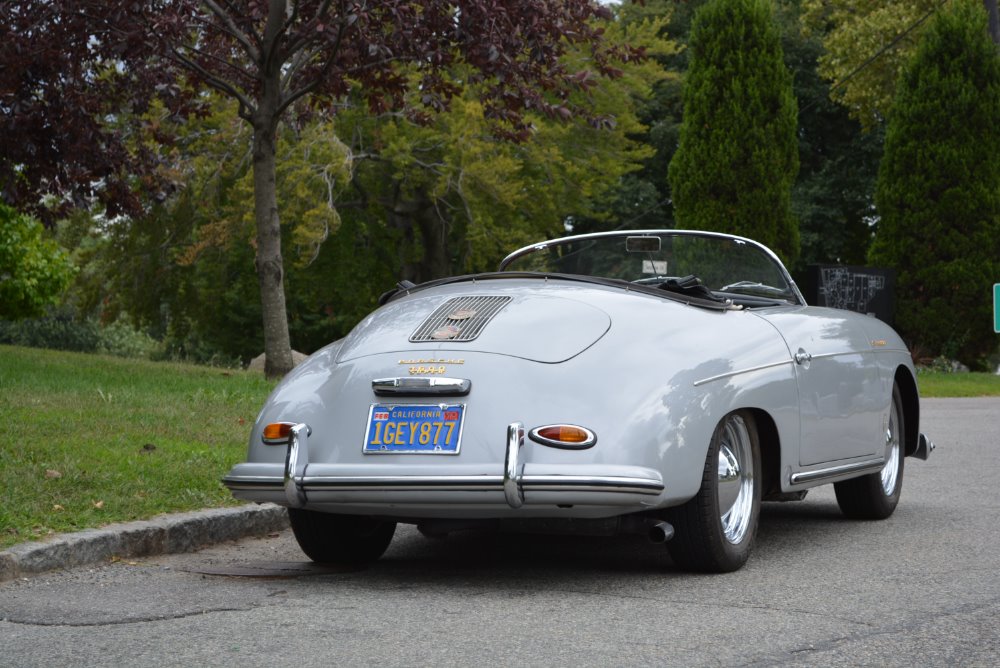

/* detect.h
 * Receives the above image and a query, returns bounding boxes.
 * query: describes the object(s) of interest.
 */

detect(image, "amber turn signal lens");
[537,426,589,443]
[262,422,295,444]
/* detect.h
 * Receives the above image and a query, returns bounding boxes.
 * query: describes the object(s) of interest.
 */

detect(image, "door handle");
[794,349,812,365]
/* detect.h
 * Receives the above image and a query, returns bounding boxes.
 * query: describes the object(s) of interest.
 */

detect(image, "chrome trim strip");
[372,377,471,396]
[693,359,792,387]
[222,478,284,490]
[504,423,525,508]
[692,350,866,387]
[521,475,663,495]
[283,423,310,508]
[790,458,885,485]
[808,351,864,361]
[227,474,664,496]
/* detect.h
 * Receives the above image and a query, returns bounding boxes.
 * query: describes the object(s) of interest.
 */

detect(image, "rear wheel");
[834,383,905,519]
[288,509,396,564]
[666,411,761,573]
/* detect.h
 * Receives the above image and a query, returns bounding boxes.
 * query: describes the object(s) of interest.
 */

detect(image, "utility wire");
[799,0,951,117]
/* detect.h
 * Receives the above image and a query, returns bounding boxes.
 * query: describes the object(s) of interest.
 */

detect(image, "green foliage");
[95,320,163,359]
[0,204,75,319]
[778,0,883,271]
[0,307,100,352]
[334,17,673,282]
[870,0,1000,369]
[0,307,163,360]
[801,0,938,129]
[668,0,800,263]
[569,0,687,234]
[54,15,673,364]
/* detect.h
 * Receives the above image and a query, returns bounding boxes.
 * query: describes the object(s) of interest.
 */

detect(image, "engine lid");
[336,291,611,364]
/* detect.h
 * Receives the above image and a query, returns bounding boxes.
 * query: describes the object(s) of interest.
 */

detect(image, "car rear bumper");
[223,422,665,519]
[224,468,665,518]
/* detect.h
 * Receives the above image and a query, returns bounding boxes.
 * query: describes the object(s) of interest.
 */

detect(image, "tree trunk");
[986,0,1000,45]
[414,192,452,280]
[252,110,294,378]
[386,186,451,283]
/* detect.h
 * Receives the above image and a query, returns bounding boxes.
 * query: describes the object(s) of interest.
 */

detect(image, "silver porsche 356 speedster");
[224,230,933,572]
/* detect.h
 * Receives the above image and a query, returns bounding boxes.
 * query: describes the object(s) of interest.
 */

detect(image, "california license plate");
[363,404,466,454]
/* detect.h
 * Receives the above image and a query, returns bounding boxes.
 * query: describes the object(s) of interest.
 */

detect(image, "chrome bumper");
[224,421,664,514]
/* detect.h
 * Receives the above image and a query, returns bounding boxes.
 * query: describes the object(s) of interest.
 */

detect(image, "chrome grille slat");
[410,296,512,342]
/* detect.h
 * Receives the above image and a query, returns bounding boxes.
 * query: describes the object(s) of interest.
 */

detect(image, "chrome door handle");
[794,350,812,365]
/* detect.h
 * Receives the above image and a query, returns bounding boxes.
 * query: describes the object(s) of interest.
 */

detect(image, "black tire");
[288,509,396,564]
[666,411,762,573]
[834,383,905,520]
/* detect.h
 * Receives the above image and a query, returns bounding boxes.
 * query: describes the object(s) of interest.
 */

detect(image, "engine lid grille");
[410,296,512,342]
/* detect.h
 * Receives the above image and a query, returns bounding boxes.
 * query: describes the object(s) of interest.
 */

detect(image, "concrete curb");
[0,503,289,583]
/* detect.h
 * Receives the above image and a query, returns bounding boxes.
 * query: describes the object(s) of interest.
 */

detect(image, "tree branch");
[261,0,290,77]
[201,0,261,62]
[168,47,256,120]
[283,0,335,56]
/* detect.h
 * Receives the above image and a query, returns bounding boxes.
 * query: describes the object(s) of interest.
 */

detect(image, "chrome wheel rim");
[880,398,901,496]
[717,414,754,544]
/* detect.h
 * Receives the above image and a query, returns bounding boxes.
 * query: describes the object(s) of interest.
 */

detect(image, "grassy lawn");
[917,370,1000,398]
[0,345,274,549]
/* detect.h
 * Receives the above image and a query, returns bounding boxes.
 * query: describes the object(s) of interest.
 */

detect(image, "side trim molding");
[789,458,885,485]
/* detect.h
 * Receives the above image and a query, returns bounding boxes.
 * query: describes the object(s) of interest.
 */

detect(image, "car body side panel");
[753,307,906,468]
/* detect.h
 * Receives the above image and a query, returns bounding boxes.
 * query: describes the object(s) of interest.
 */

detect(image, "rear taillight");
[262,422,296,445]
[528,425,597,449]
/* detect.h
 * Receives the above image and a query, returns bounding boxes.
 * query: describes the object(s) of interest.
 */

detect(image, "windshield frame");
[498,229,806,306]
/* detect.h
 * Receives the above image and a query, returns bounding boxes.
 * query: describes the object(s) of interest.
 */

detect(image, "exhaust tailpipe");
[618,516,674,543]
[647,520,674,544]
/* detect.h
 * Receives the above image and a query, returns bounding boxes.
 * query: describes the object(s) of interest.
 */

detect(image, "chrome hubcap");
[880,399,900,496]
[717,415,754,544]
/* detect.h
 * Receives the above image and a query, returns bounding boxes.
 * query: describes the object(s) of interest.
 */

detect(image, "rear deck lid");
[337,291,611,364]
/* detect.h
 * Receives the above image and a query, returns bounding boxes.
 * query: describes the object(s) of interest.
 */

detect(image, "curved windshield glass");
[500,231,800,304]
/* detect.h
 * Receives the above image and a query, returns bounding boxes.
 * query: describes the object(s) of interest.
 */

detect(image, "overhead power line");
[800,0,951,117]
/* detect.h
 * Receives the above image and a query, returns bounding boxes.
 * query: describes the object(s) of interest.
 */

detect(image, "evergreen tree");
[668,0,800,262]
[870,0,1000,368]
[779,0,883,271]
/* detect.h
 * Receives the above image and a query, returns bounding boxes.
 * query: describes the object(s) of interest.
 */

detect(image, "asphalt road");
[2,397,997,667]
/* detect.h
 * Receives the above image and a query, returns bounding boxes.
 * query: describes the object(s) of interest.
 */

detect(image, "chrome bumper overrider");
[224,421,664,511]
[283,423,310,507]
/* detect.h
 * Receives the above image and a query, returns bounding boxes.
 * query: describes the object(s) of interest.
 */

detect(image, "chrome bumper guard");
[283,423,311,508]
[504,422,525,508]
